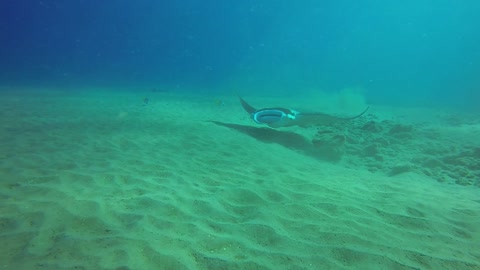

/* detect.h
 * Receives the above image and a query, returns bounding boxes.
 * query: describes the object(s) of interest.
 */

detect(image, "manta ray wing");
[294,106,370,127]
[238,96,257,114]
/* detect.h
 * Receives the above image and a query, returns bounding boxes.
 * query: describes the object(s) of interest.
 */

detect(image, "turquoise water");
[1,2,480,269]
[1,1,479,108]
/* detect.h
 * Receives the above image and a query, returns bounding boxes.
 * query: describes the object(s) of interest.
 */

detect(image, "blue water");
[1,1,479,108]
[1,2,480,269]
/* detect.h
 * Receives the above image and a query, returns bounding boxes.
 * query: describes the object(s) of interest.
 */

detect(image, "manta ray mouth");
[252,109,287,124]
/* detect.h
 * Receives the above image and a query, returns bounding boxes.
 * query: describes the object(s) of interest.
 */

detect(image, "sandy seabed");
[1,89,479,270]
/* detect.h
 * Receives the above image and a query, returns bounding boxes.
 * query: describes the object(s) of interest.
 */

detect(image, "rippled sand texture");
[1,90,480,269]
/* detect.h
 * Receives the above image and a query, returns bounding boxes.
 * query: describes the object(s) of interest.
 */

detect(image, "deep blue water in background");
[1,0,479,108]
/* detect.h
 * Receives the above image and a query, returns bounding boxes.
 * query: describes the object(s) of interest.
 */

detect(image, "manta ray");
[239,96,369,128]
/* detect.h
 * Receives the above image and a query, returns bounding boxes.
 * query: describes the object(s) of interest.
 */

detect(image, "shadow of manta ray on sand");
[239,96,369,128]
[209,121,331,160]
[209,121,309,148]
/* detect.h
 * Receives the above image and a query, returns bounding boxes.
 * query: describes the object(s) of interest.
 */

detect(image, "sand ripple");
[1,92,479,269]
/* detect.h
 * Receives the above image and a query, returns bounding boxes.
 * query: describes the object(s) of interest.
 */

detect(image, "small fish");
[214,99,225,107]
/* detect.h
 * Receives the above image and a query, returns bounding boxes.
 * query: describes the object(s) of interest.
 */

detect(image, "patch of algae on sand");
[310,113,480,186]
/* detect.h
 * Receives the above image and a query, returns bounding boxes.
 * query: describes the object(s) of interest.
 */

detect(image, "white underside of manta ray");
[239,96,369,128]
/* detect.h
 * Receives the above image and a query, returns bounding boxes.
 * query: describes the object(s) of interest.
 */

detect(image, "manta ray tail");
[344,106,370,120]
[238,96,257,114]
